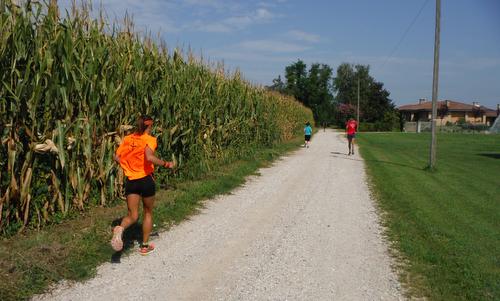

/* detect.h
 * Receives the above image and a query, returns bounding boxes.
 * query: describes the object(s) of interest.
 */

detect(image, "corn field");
[0,0,313,234]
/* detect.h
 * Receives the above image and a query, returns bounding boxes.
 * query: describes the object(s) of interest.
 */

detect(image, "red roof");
[485,110,498,117]
[399,100,497,116]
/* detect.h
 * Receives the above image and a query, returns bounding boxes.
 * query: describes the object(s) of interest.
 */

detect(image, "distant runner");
[346,118,357,155]
[304,121,312,148]
[111,115,175,255]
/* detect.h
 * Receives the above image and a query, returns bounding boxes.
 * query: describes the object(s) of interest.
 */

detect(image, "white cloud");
[181,0,223,7]
[255,8,274,20]
[239,40,309,53]
[257,0,288,8]
[194,8,278,32]
[193,20,232,33]
[205,49,297,63]
[58,0,180,33]
[225,15,254,27]
[60,0,280,35]
[287,30,320,43]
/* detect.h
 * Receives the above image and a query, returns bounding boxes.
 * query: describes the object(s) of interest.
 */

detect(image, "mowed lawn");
[357,133,499,301]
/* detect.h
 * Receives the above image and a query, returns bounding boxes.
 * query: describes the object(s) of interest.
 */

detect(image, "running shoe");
[139,243,155,255]
[111,226,124,251]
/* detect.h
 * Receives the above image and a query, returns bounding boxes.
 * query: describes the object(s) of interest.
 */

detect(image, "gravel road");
[35,130,403,301]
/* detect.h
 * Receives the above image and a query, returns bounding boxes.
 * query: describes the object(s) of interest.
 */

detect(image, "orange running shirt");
[116,133,158,180]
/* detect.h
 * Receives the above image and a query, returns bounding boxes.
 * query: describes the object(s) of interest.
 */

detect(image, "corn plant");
[0,0,313,234]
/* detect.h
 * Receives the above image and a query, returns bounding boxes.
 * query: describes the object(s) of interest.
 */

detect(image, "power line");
[380,0,431,68]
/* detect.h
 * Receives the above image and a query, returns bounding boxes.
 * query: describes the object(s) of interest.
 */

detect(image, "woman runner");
[346,118,358,155]
[111,115,175,255]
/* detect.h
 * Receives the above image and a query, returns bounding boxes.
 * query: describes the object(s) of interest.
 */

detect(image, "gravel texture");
[34,130,403,301]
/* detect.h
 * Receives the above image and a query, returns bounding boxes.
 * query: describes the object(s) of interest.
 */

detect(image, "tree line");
[266,60,400,131]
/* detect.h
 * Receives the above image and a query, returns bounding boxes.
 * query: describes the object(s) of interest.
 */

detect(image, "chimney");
[472,101,480,107]
[419,98,427,104]
[445,100,450,107]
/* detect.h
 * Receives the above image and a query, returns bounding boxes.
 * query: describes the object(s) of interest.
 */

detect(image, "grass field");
[0,137,304,301]
[358,133,499,300]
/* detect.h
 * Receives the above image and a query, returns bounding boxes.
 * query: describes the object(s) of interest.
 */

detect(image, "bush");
[359,119,401,132]
[459,123,489,132]
[359,122,376,132]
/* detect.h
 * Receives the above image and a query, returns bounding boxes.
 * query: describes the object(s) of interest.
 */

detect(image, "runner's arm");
[145,146,175,168]
[114,142,125,164]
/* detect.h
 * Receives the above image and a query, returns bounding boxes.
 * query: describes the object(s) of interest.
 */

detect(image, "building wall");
[404,122,417,132]
[402,110,492,125]
[465,112,484,124]
[448,112,466,123]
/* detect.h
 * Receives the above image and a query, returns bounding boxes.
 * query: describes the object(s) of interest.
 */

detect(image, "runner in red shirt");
[345,118,358,155]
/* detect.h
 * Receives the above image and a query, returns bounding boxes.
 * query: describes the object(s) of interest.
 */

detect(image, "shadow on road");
[110,218,159,263]
[331,151,348,156]
[477,153,500,159]
[330,152,425,171]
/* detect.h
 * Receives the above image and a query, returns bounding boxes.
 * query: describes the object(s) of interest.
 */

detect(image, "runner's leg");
[111,194,140,251]
[142,196,155,244]
[120,194,141,228]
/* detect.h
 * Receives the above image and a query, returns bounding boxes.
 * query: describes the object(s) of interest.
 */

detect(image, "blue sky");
[59,0,500,108]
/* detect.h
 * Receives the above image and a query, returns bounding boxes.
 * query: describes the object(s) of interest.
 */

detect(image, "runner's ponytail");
[137,115,153,134]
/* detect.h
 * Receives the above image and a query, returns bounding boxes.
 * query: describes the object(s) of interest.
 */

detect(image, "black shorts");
[125,175,155,197]
[347,133,356,140]
[305,135,311,141]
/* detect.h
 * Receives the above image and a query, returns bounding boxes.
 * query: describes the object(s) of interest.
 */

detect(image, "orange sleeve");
[115,136,128,157]
[145,136,157,152]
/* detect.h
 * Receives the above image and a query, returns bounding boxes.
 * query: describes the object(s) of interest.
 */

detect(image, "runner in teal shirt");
[304,122,312,148]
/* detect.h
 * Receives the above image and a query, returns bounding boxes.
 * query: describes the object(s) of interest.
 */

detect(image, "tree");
[333,63,356,104]
[333,63,371,106]
[285,60,308,105]
[270,60,336,126]
[306,63,335,124]
[269,60,396,129]
[362,81,394,123]
[333,63,397,130]
[378,110,400,131]
[266,75,286,93]
[337,103,356,123]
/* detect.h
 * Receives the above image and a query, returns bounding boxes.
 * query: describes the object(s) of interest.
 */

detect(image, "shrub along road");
[35,130,402,300]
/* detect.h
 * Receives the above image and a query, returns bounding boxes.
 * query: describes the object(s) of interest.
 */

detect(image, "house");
[399,99,499,128]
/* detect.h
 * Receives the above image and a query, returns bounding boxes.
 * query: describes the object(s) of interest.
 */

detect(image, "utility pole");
[429,0,441,169]
[357,77,360,125]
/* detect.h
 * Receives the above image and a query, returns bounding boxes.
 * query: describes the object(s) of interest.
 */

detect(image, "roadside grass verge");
[0,137,303,301]
[358,133,499,300]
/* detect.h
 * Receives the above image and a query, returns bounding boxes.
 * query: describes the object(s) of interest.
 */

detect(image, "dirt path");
[35,130,403,300]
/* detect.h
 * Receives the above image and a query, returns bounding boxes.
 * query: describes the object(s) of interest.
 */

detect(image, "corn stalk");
[0,0,313,234]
